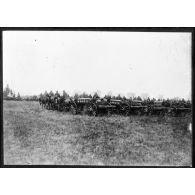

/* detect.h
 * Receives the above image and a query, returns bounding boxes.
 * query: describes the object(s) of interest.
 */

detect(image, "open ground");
[3,100,192,166]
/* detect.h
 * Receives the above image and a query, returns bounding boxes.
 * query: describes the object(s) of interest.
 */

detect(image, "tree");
[55,90,60,96]
[122,96,127,100]
[137,96,142,101]
[74,93,79,99]
[80,92,89,98]
[93,90,101,98]
[62,90,69,98]
[4,84,10,98]
[49,91,54,96]
[10,89,13,96]
[93,91,101,99]
[106,91,112,97]
[105,91,112,99]
[17,92,21,100]
[127,92,135,99]
[173,97,180,101]
[116,94,122,100]
[157,94,164,101]
[141,93,149,100]
[44,91,48,96]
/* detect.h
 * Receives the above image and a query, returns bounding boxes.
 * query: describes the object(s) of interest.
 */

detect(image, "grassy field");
[3,100,192,166]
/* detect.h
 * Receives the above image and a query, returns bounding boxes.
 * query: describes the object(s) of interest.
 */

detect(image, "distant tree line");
[3,84,191,102]
[3,84,39,101]
[40,90,191,102]
[3,84,21,101]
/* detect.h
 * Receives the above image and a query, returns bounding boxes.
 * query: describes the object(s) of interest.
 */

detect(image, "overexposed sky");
[3,31,191,99]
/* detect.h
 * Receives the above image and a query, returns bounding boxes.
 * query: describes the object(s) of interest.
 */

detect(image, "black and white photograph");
[2,28,193,166]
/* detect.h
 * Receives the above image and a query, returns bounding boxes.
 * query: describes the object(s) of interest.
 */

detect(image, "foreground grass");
[3,100,192,166]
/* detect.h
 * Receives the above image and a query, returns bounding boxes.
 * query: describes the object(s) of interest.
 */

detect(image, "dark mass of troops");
[39,91,191,117]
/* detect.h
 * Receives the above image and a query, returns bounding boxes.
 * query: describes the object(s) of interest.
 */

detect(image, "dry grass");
[3,100,192,166]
